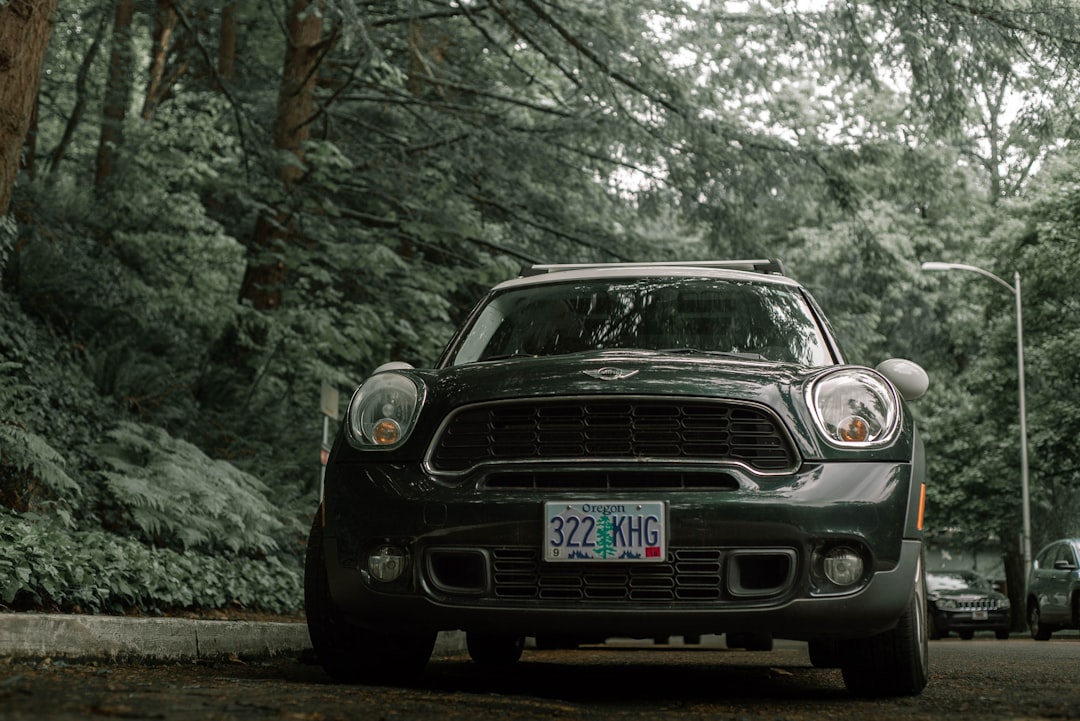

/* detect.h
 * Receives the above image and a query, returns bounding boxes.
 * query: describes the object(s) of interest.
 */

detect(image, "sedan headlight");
[808,369,900,447]
[346,372,423,449]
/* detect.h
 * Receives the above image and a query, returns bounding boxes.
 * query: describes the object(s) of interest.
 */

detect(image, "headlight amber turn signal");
[808,369,900,447]
[346,372,422,449]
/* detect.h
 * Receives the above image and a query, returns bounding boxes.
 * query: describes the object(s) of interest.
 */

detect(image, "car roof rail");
[519,258,786,277]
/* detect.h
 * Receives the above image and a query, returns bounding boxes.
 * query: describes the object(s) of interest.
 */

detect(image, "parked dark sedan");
[925,569,1011,640]
[304,259,932,696]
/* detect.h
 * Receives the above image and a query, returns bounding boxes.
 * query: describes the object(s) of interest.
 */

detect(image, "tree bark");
[0,0,59,215]
[238,0,324,311]
[48,12,109,177]
[94,0,136,192]
[219,2,238,83]
[142,0,179,120]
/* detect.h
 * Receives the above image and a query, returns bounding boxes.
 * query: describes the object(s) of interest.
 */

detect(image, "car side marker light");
[918,483,926,531]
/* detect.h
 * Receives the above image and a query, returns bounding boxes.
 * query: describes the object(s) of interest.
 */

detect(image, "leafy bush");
[0,362,81,514]
[0,508,301,614]
[96,422,291,556]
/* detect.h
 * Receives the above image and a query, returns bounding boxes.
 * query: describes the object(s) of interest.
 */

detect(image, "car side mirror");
[1053,560,1078,571]
[876,359,930,401]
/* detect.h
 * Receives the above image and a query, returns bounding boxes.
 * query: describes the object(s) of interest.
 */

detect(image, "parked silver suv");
[1027,538,1080,640]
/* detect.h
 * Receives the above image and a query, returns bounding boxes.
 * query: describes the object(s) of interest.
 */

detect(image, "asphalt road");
[2,635,1078,721]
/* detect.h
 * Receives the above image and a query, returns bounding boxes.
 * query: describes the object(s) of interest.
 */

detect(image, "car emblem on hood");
[583,367,640,381]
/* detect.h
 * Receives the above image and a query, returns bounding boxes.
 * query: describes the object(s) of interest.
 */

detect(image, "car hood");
[427,350,809,404]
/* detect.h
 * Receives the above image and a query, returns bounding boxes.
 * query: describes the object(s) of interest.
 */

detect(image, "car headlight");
[934,598,957,610]
[807,369,901,447]
[346,372,423,449]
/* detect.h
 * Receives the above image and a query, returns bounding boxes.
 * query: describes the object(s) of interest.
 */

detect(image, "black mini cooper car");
[305,260,931,696]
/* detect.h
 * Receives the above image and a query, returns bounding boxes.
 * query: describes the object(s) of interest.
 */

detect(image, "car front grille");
[491,547,726,602]
[423,547,798,605]
[946,599,1009,611]
[428,398,798,475]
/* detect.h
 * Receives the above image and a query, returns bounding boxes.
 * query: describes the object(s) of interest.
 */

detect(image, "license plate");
[544,501,666,562]
[973,610,989,620]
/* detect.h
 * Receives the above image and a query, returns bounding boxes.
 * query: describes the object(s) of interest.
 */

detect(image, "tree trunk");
[0,0,59,215]
[94,0,136,192]
[142,0,178,120]
[219,2,238,83]
[1001,534,1028,633]
[238,0,324,311]
[48,12,109,177]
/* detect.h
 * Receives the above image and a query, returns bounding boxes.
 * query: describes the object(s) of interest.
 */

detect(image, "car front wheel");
[839,557,929,697]
[1028,603,1053,641]
[807,639,841,668]
[305,509,437,683]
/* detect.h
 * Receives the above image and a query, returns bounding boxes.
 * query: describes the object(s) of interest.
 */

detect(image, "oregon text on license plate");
[544,501,666,562]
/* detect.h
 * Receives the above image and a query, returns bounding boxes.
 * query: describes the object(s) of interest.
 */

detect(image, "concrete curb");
[0,613,467,663]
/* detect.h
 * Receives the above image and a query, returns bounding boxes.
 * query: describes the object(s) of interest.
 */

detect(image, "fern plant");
[0,508,301,613]
[0,362,80,513]
[96,422,287,556]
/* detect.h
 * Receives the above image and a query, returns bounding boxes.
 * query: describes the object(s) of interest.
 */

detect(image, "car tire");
[304,509,437,683]
[839,557,929,697]
[807,639,841,668]
[1028,602,1053,641]
[466,633,525,665]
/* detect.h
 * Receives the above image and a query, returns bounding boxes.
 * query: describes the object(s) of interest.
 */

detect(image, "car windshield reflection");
[449,278,832,367]
[927,571,992,593]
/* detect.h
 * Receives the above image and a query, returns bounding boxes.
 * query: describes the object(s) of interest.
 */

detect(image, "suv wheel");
[839,558,929,697]
[807,639,841,668]
[305,510,436,683]
[466,633,525,665]
[1028,602,1053,641]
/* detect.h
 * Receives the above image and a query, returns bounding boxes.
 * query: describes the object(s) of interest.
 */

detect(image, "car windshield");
[446,277,834,367]
[926,572,992,593]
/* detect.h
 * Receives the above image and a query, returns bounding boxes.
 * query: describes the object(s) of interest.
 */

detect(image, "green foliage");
[0,508,300,613]
[0,362,80,513]
[96,422,289,555]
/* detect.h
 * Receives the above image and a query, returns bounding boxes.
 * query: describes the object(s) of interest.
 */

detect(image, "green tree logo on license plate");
[594,515,616,559]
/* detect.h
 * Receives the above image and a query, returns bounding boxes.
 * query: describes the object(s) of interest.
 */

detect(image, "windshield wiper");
[478,352,539,362]
[657,348,769,361]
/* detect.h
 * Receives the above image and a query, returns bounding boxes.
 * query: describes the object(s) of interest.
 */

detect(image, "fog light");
[823,546,864,586]
[368,545,407,582]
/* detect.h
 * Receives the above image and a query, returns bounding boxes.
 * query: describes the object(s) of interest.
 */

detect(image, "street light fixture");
[921,261,1031,585]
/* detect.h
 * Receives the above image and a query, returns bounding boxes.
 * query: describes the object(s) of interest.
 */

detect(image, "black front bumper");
[929,608,1011,636]
[320,459,924,642]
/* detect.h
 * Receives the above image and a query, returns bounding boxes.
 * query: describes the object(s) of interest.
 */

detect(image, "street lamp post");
[921,261,1031,584]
